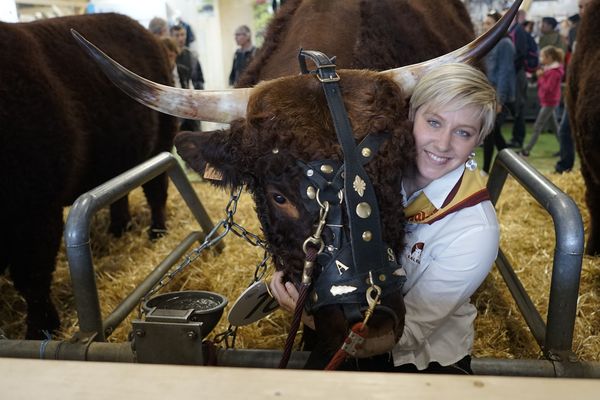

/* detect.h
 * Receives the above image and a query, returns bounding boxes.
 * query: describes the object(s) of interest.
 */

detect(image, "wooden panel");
[1,358,599,399]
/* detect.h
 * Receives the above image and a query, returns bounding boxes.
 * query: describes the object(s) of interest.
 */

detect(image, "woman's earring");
[465,152,477,171]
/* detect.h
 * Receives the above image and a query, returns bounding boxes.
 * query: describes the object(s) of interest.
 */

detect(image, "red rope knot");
[324,322,369,370]
[341,322,369,357]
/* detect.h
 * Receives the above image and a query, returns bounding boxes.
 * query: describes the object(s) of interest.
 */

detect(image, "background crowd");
[147,16,257,131]
[482,0,593,174]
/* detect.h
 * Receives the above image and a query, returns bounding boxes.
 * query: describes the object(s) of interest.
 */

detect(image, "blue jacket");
[485,36,516,104]
[509,23,528,72]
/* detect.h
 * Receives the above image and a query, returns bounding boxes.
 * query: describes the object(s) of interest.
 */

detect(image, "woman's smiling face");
[412,103,481,190]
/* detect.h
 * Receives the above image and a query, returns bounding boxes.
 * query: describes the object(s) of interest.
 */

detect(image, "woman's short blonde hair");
[408,63,497,144]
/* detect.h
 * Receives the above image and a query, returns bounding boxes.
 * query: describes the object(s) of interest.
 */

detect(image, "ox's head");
[71,0,520,367]
[175,69,413,280]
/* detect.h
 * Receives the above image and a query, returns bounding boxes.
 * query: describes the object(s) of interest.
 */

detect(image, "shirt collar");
[403,164,465,208]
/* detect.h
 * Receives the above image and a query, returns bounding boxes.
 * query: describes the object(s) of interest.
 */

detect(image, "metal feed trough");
[1,150,599,378]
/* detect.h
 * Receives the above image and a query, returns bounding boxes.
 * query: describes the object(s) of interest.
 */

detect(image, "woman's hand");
[269,270,315,329]
[268,270,298,313]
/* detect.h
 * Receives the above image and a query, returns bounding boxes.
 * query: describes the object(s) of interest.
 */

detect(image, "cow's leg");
[10,209,62,339]
[109,196,132,237]
[141,173,168,240]
[582,168,600,255]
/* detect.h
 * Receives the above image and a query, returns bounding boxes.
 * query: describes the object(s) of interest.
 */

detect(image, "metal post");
[494,249,546,346]
[487,149,584,356]
[167,162,223,252]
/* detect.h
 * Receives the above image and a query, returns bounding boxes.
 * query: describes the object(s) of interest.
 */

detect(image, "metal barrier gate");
[1,149,599,377]
[487,149,584,371]
[63,151,219,341]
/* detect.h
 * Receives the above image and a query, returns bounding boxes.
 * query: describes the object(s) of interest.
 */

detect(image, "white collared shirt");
[392,165,499,369]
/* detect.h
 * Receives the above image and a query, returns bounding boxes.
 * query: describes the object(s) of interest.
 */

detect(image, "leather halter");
[297,50,405,323]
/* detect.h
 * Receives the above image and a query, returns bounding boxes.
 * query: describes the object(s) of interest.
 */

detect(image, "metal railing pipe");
[167,163,221,252]
[495,249,546,346]
[2,340,599,378]
[64,152,217,341]
[487,149,584,355]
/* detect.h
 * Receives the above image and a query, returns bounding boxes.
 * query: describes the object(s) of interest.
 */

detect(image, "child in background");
[519,45,564,157]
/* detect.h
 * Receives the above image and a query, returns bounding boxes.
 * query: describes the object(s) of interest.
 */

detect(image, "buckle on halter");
[317,71,340,83]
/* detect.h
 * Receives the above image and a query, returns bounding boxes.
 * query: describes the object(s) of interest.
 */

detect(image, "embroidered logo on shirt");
[408,242,424,264]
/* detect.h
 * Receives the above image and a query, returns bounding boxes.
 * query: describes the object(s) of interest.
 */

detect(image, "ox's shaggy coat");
[0,14,175,338]
[566,0,600,255]
[238,0,475,86]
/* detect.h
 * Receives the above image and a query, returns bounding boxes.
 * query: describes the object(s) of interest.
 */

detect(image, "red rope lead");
[277,282,311,368]
[324,322,369,370]
[278,247,318,369]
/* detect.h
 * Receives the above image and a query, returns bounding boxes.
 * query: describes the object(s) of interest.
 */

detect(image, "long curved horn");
[382,0,523,97]
[71,29,250,123]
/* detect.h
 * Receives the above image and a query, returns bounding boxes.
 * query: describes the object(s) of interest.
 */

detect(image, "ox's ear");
[174,129,247,188]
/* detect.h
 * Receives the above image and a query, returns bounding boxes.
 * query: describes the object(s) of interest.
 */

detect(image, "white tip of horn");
[382,0,523,98]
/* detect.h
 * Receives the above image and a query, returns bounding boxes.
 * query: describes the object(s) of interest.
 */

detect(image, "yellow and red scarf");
[405,169,490,225]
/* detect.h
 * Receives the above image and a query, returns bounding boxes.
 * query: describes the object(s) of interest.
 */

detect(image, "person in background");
[522,20,535,34]
[482,11,515,174]
[516,8,527,25]
[85,0,95,14]
[161,37,191,89]
[506,10,529,149]
[229,25,257,87]
[170,24,204,90]
[555,0,594,173]
[149,17,168,38]
[519,46,565,157]
[161,37,200,132]
[175,18,196,48]
[567,14,580,55]
[162,39,202,187]
[538,17,567,53]
[270,63,499,374]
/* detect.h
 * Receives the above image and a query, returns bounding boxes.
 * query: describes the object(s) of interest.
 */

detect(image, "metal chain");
[212,324,238,348]
[138,187,270,336]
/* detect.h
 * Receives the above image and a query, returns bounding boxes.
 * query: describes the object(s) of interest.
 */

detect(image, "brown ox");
[73,1,520,369]
[239,0,477,86]
[0,14,175,339]
[566,0,600,255]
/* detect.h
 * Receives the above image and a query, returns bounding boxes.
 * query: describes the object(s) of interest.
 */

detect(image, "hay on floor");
[0,169,598,361]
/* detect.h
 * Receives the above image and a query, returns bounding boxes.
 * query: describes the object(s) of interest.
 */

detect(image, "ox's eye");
[272,193,287,204]
[266,186,300,219]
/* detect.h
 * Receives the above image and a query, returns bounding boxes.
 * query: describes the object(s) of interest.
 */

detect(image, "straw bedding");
[1,169,598,361]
